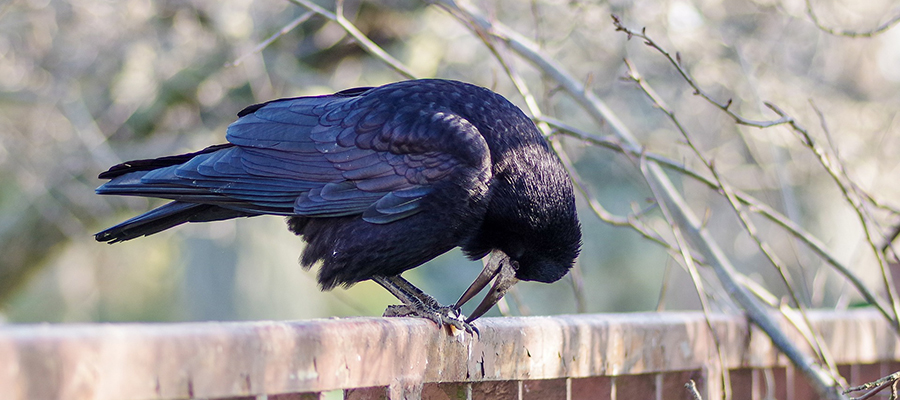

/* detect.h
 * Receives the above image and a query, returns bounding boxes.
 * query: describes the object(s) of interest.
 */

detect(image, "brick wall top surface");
[0,309,894,399]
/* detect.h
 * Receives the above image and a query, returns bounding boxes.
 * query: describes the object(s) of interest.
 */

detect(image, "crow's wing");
[97,87,491,224]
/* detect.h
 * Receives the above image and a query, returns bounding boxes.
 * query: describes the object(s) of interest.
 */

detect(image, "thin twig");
[685,379,703,400]
[883,224,900,254]
[624,58,841,382]
[809,101,900,216]
[228,11,315,67]
[610,14,900,335]
[809,100,900,228]
[428,6,841,396]
[843,370,900,400]
[611,16,794,129]
[506,285,531,316]
[605,13,842,399]
[656,259,674,311]
[806,0,900,38]
[640,156,732,399]
[480,30,591,315]
[541,116,897,328]
[768,103,900,334]
[288,0,417,79]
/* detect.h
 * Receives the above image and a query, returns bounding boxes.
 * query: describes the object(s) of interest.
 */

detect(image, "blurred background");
[1,0,898,324]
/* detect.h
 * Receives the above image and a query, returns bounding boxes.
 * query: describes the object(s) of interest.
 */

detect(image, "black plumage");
[96,79,581,328]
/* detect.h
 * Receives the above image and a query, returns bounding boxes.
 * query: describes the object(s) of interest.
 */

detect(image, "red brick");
[838,365,852,385]
[472,381,518,400]
[885,361,900,373]
[755,368,786,400]
[522,378,567,400]
[855,363,887,386]
[614,374,656,400]
[791,366,817,400]
[268,393,324,400]
[571,376,612,399]
[345,386,388,400]
[421,383,467,400]
[729,369,754,400]
[661,371,703,400]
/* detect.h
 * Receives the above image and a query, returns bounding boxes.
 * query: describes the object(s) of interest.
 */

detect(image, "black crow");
[95,79,581,331]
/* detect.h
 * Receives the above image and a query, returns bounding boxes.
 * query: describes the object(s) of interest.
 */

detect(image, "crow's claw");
[383,304,479,335]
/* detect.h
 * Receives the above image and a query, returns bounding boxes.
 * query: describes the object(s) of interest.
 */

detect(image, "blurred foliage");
[1,0,899,323]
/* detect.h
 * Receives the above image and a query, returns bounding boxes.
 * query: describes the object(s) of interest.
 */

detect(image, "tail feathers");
[96,201,254,243]
[97,144,233,179]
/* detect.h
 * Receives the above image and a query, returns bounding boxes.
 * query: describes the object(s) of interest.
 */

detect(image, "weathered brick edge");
[0,309,895,399]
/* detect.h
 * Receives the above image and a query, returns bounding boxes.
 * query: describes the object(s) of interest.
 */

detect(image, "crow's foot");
[373,275,479,335]
[383,303,478,334]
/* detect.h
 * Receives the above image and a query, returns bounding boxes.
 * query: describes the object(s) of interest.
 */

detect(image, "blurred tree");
[1,0,899,335]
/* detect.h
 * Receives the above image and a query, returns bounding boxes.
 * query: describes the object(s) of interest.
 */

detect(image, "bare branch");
[288,0,417,79]
[228,11,315,67]
[541,116,897,328]
[429,2,844,397]
[623,57,842,381]
[806,0,900,38]
[770,101,900,335]
[843,370,900,400]
[640,156,731,398]
[685,380,703,400]
[610,14,845,399]
[611,15,793,129]
[610,14,900,335]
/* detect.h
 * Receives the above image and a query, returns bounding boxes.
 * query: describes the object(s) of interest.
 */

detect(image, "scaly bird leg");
[373,275,476,334]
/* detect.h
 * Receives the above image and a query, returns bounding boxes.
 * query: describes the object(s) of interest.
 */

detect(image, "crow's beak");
[454,251,519,322]
[454,253,502,309]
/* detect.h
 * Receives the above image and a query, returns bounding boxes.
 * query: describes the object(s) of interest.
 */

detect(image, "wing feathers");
[98,85,491,224]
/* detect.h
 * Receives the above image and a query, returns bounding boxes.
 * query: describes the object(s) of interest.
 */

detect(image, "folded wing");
[97,85,490,227]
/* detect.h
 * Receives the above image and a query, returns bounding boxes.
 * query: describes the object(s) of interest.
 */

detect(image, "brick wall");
[0,310,895,399]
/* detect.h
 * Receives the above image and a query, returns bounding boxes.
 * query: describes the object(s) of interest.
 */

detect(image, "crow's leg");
[373,275,477,334]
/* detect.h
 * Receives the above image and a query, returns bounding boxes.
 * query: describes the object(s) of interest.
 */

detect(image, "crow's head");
[457,140,582,320]
[464,140,582,280]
